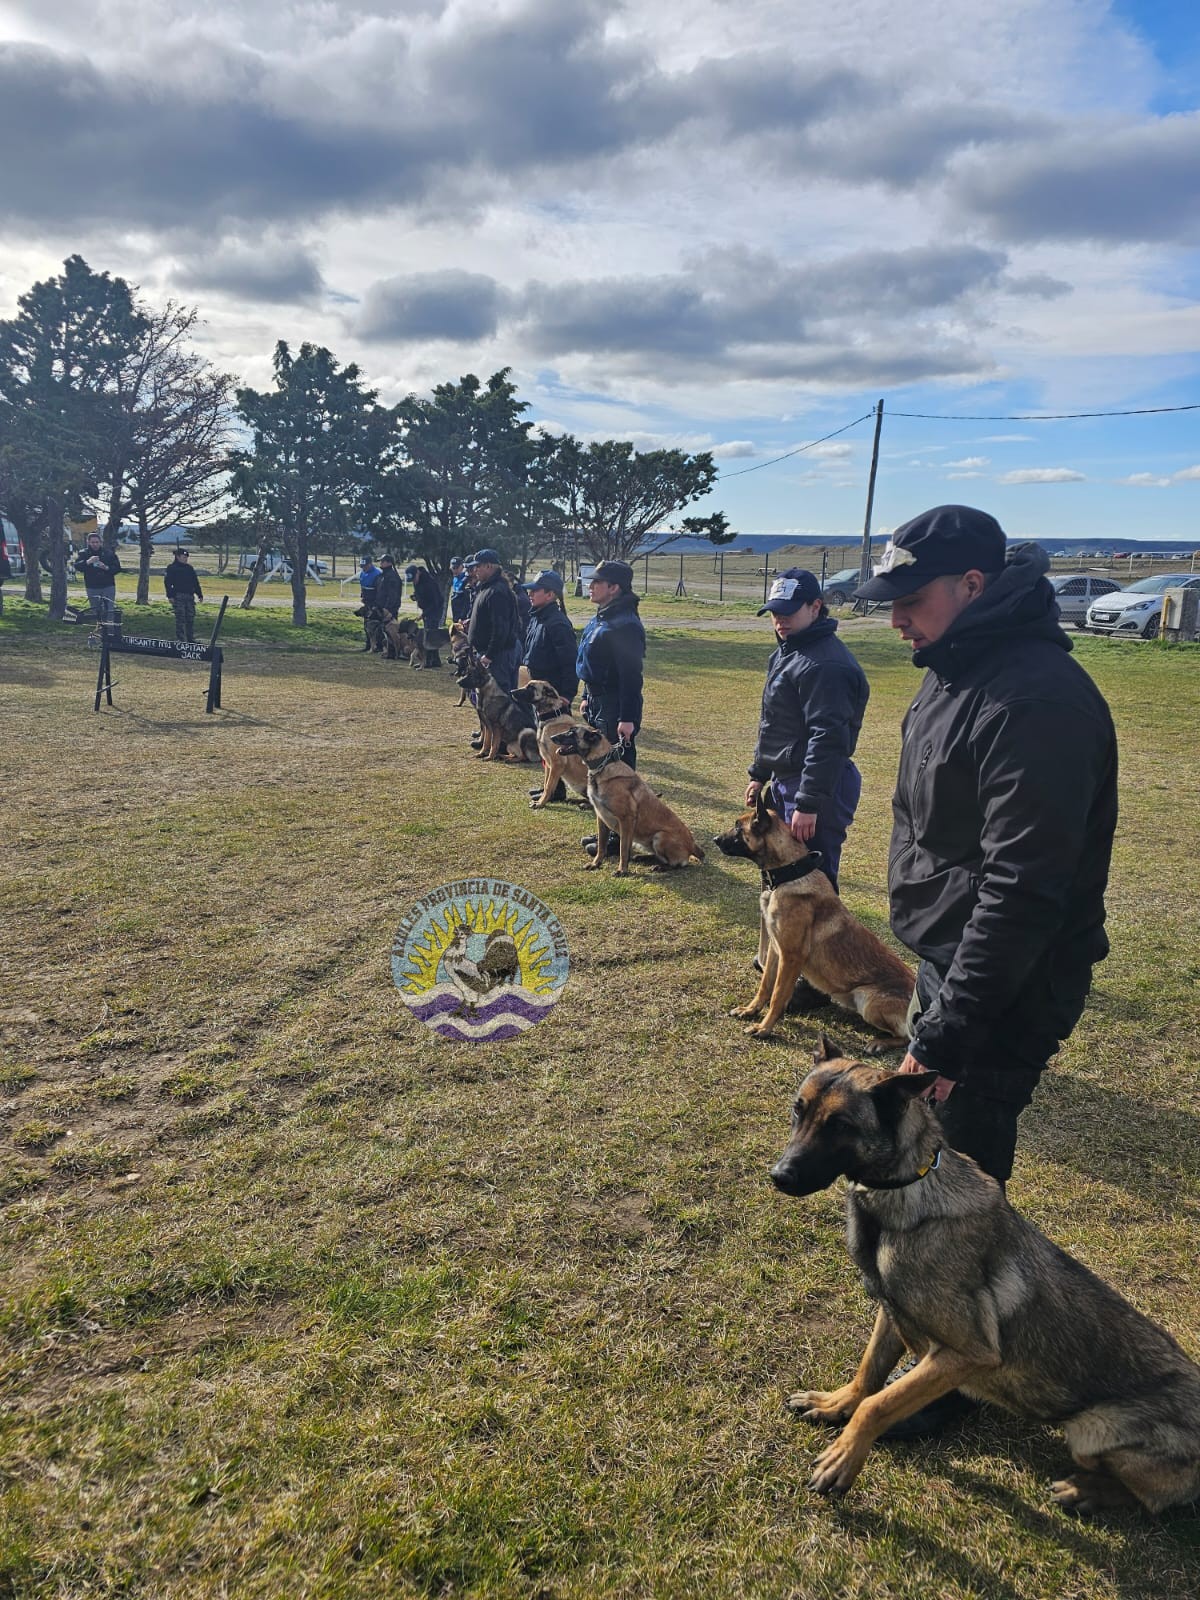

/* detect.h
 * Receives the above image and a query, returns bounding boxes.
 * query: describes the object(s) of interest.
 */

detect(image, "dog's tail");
[516,728,539,763]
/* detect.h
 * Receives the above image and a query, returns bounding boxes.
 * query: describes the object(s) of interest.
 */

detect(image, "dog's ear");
[813,1032,844,1064]
[872,1070,939,1107]
[754,786,771,827]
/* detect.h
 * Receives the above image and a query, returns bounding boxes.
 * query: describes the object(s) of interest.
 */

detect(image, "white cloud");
[1117,472,1170,487]
[998,467,1086,484]
[946,455,990,469]
[1173,465,1200,482]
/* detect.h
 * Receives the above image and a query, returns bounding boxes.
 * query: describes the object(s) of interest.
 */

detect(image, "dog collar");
[851,1147,942,1191]
[534,707,565,726]
[586,744,627,774]
[761,853,824,890]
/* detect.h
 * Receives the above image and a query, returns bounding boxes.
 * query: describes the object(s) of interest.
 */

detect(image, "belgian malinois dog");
[550,725,705,876]
[714,792,914,1041]
[509,680,590,808]
[772,1039,1200,1516]
[456,653,538,762]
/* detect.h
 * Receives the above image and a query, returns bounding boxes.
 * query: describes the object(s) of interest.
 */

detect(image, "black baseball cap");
[468,548,503,567]
[591,560,634,589]
[854,505,1007,601]
[757,567,821,615]
[523,569,564,594]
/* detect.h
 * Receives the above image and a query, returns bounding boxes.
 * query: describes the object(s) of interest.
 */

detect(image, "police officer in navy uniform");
[575,560,645,768]
[466,548,521,691]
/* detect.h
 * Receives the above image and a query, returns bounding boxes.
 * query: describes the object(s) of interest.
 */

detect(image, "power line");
[890,403,1200,421]
[718,412,874,477]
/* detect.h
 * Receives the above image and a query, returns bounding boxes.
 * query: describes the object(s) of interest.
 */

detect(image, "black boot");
[530,780,567,802]
[425,650,442,668]
[582,835,620,858]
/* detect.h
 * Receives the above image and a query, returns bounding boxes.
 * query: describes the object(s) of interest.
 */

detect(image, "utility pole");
[854,399,885,612]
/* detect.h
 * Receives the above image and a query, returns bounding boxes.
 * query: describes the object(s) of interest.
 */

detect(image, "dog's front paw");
[729,1004,760,1019]
[787,1388,857,1425]
[808,1432,868,1497]
[529,799,546,810]
[583,858,604,871]
[744,1022,774,1038]
[611,867,629,878]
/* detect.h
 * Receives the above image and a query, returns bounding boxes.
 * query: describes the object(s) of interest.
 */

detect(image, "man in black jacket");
[856,505,1117,1186]
[406,563,445,669]
[74,532,121,626]
[521,570,578,703]
[747,567,868,894]
[466,549,520,690]
[373,556,404,655]
[163,547,203,642]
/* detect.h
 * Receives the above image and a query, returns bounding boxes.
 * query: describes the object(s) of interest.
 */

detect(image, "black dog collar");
[851,1147,943,1191]
[761,852,824,890]
[534,706,566,726]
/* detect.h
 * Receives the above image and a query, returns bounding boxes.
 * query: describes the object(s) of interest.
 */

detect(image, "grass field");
[0,599,1197,1599]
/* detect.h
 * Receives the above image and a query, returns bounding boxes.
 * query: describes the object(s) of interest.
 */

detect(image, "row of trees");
[1,257,732,625]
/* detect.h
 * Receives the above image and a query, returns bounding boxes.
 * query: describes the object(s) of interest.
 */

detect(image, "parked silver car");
[1085,573,1200,639]
[1048,573,1122,628]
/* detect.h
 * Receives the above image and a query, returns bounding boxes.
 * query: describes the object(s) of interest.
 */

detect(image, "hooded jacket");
[523,601,578,703]
[748,615,868,810]
[891,543,1118,1083]
[575,591,646,727]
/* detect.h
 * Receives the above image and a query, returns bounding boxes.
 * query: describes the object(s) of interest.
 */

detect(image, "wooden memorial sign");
[93,595,229,714]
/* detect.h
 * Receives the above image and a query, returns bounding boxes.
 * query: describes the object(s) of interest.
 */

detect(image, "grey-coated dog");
[772,1038,1200,1516]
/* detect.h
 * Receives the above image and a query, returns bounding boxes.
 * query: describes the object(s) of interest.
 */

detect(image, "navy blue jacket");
[523,602,578,703]
[576,591,646,726]
[749,616,868,811]
[891,544,1117,1085]
[411,569,442,623]
[163,560,203,601]
[467,570,519,659]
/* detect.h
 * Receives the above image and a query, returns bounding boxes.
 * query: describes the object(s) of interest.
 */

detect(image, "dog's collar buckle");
[761,853,823,890]
[852,1146,942,1191]
[588,745,626,774]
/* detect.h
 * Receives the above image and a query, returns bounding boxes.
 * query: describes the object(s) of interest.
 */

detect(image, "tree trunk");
[239,536,271,608]
[136,506,152,604]
[17,514,44,603]
[290,561,308,626]
[46,502,69,620]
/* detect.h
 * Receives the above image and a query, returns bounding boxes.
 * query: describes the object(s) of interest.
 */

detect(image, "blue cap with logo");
[757,568,821,616]
[854,505,1006,601]
[522,569,564,594]
[468,548,503,567]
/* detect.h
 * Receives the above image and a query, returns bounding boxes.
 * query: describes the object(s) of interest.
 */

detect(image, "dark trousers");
[772,760,861,893]
[911,960,1054,1185]
[489,640,522,693]
[171,594,196,642]
[584,693,637,769]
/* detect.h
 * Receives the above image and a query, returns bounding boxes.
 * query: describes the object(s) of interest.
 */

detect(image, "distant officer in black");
[406,563,445,669]
[373,556,404,656]
[0,548,11,616]
[163,547,203,642]
[449,557,473,623]
[576,560,646,768]
[521,569,578,703]
[466,548,521,690]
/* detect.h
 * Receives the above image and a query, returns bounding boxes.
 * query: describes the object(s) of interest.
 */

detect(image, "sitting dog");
[509,681,590,809]
[550,725,705,876]
[456,653,538,762]
[713,790,914,1041]
[449,622,472,706]
[772,1039,1200,1516]
[382,614,424,664]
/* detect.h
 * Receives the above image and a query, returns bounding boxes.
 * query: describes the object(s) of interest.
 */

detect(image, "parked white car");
[1085,573,1200,639]
[1049,573,1122,628]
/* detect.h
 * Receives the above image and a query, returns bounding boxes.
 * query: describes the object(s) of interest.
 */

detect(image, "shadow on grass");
[1031,1073,1200,1191]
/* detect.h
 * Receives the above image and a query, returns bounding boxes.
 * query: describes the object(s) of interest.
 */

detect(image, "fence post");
[763,563,770,606]
[719,551,724,602]
[675,552,686,597]
[644,553,650,593]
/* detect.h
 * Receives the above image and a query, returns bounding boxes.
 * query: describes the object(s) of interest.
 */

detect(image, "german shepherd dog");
[456,653,538,762]
[772,1039,1200,1516]
[550,725,705,876]
[509,680,590,809]
[449,623,472,705]
[714,792,914,1042]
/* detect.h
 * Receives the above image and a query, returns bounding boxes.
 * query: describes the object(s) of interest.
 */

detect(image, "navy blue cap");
[855,505,1006,600]
[523,569,564,594]
[757,568,821,615]
[468,548,503,567]
[591,560,635,589]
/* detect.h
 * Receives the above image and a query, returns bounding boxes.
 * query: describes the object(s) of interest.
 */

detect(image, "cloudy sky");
[2,0,1199,541]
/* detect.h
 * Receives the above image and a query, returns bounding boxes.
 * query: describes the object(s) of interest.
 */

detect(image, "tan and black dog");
[551,725,705,876]
[456,653,538,762]
[772,1040,1200,1516]
[449,622,472,706]
[509,680,590,809]
[714,791,914,1041]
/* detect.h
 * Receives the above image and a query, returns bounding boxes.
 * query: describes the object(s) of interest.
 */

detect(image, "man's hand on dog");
[899,1052,955,1101]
